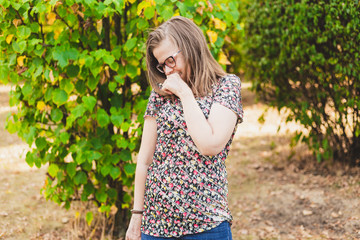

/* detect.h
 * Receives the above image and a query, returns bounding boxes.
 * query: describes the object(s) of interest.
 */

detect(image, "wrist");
[131,214,143,220]
[179,87,194,100]
[131,209,144,214]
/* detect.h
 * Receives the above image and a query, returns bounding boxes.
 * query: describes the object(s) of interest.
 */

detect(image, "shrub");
[224,0,249,75]
[0,0,241,236]
[243,0,360,165]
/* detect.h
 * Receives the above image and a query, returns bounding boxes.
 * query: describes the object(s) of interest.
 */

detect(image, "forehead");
[152,38,177,63]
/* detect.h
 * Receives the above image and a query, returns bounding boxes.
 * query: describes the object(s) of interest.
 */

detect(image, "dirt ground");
[0,85,75,240]
[0,83,359,240]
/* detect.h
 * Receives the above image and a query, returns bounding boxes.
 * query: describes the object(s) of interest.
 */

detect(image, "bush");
[243,0,360,165]
[0,0,240,236]
[223,0,249,75]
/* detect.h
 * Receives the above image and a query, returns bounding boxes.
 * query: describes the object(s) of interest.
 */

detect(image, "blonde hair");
[146,16,226,97]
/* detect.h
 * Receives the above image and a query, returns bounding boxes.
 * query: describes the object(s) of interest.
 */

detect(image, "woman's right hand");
[125,214,142,240]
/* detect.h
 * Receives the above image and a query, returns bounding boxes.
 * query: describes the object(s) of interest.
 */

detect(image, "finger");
[162,88,173,95]
[161,82,173,94]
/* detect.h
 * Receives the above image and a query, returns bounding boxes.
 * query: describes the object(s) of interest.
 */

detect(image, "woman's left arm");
[162,73,239,156]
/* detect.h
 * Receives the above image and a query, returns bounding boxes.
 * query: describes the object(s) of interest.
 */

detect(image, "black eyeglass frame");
[156,50,181,74]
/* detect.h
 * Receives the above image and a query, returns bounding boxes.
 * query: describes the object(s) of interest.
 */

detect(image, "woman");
[126,16,243,240]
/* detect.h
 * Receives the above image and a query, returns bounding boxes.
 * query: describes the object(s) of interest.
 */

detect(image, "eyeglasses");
[156,50,181,73]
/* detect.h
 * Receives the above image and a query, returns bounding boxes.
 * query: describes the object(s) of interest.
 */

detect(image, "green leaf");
[86,212,93,226]
[52,89,68,106]
[116,138,128,149]
[33,2,46,13]
[75,80,86,94]
[87,151,102,161]
[82,96,97,112]
[71,104,87,119]
[33,65,43,79]
[123,193,132,203]
[101,165,111,176]
[107,188,117,199]
[75,152,86,164]
[124,163,136,175]
[21,82,32,97]
[110,61,119,71]
[60,79,75,94]
[108,154,120,164]
[17,26,31,39]
[84,182,95,195]
[66,162,77,178]
[121,122,130,132]
[0,66,9,84]
[129,141,136,151]
[51,109,63,122]
[108,82,117,92]
[155,0,165,5]
[96,109,110,127]
[126,64,137,78]
[74,171,87,185]
[110,167,120,179]
[144,6,155,19]
[34,45,45,57]
[28,39,42,47]
[137,18,149,30]
[124,38,137,51]
[84,55,94,67]
[60,132,70,144]
[316,152,322,163]
[9,91,21,106]
[120,150,131,161]
[66,65,80,77]
[110,114,124,127]
[53,47,79,68]
[95,191,107,203]
[87,76,100,91]
[48,164,59,178]
[11,2,22,10]
[23,126,37,145]
[103,54,115,65]
[159,5,173,20]
[25,152,35,167]
[114,75,124,84]
[49,0,59,6]
[12,40,27,54]
[5,119,18,134]
[98,204,110,213]
[35,137,47,150]
[8,53,17,66]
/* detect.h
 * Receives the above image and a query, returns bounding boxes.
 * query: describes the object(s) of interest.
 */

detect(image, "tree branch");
[15,9,25,25]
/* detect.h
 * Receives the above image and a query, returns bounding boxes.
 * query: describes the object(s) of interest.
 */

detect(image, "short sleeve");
[144,90,164,118]
[213,75,244,124]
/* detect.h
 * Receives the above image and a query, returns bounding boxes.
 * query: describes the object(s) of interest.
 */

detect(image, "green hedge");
[0,0,241,235]
[244,0,360,164]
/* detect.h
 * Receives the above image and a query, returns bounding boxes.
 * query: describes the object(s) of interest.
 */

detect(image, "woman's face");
[152,37,189,81]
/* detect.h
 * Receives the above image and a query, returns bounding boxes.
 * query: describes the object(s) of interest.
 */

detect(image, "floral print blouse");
[141,74,243,238]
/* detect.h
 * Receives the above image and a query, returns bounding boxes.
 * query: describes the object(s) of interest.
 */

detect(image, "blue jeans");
[141,221,232,240]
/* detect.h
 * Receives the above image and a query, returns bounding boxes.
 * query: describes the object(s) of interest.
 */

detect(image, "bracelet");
[130,209,144,214]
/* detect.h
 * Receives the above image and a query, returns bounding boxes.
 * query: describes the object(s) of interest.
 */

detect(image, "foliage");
[0,0,241,236]
[243,0,360,165]
[224,0,249,75]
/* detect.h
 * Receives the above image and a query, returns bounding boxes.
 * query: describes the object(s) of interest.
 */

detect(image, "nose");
[164,65,173,76]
